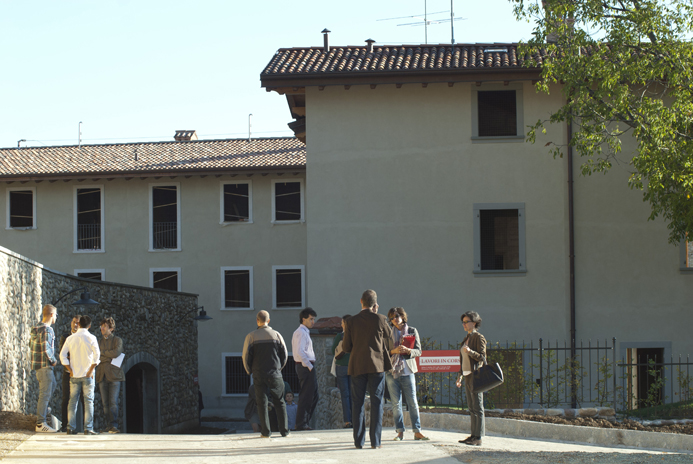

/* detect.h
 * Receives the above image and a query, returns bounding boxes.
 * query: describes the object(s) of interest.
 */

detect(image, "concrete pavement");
[4,428,690,464]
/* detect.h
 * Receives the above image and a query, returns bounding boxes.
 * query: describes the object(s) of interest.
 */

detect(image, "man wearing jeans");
[60,315,100,435]
[30,304,59,433]
[342,290,393,449]
[96,317,124,433]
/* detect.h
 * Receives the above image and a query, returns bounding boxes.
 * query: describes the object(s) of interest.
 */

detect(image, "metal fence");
[152,221,177,249]
[77,224,101,250]
[416,338,693,415]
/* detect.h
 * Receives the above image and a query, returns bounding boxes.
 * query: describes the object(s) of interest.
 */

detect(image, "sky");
[0,0,536,149]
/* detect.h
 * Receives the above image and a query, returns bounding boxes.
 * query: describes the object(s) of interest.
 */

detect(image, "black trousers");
[253,374,289,437]
[295,363,319,429]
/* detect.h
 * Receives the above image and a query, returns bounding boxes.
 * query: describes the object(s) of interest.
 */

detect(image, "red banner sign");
[415,350,460,372]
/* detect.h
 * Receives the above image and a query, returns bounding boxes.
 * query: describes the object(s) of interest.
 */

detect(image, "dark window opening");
[225,355,300,395]
[77,188,101,250]
[152,186,178,249]
[153,271,178,291]
[478,90,517,137]
[9,190,33,228]
[223,183,250,222]
[276,268,302,308]
[636,348,665,409]
[480,209,519,270]
[274,182,301,221]
[77,272,102,281]
[224,269,250,308]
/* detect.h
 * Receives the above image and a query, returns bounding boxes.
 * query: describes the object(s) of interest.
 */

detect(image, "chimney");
[322,29,331,52]
[174,130,198,141]
[366,39,375,53]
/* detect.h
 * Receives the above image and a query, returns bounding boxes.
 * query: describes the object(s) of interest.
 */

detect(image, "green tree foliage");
[512,0,693,242]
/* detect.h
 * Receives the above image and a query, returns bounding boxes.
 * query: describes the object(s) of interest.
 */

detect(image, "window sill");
[149,248,182,252]
[471,135,525,143]
[272,306,306,310]
[6,226,36,230]
[220,307,254,311]
[680,268,693,274]
[73,249,105,254]
[473,269,527,276]
[271,220,305,225]
[221,220,253,226]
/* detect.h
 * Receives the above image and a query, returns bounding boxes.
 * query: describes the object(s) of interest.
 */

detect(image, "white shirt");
[292,324,315,370]
[60,328,100,378]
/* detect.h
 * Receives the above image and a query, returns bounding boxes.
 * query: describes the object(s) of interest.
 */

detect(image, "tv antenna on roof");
[377,0,465,44]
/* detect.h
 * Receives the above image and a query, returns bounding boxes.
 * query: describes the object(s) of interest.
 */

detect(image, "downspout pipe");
[568,110,577,409]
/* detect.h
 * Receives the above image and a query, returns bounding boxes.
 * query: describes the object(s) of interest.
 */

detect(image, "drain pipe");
[567,110,577,409]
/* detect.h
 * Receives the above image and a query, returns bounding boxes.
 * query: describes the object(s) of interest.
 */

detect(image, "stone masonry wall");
[0,245,199,433]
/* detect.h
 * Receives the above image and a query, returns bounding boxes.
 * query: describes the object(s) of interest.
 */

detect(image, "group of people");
[30,304,125,435]
[242,289,488,449]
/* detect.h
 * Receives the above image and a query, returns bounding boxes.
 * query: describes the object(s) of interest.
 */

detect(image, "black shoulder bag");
[472,355,504,394]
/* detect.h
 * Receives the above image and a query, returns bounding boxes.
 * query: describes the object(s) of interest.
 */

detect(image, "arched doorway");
[123,352,161,434]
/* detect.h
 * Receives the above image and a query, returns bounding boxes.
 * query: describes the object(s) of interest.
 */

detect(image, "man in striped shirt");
[30,304,59,433]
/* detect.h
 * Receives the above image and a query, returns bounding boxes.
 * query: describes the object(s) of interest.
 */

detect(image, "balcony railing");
[77,224,101,250]
[153,222,178,249]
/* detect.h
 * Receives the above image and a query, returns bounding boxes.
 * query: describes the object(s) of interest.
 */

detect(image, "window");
[74,186,104,252]
[473,203,526,273]
[222,353,300,396]
[75,269,105,281]
[150,268,180,291]
[221,266,253,310]
[220,181,252,224]
[6,187,36,229]
[149,183,181,251]
[472,84,524,140]
[272,265,305,309]
[271,179,304,223]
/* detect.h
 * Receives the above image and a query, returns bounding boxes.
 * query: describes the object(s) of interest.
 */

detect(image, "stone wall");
[0,245,199,433]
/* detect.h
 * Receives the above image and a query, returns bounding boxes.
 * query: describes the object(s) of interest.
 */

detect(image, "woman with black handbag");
[455,311,486,446]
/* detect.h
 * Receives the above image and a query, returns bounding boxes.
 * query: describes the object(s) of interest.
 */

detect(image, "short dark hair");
[79,315,92,329]
[100,317,115,330]
[341,314,351,321]
[361,289,377,309]
[388,307,408,323]
[299,307,317,324]
[461,311,482,329]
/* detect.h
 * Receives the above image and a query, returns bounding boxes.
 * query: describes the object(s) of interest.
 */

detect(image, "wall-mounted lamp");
[189,306,212,321]
[53,287,100,307]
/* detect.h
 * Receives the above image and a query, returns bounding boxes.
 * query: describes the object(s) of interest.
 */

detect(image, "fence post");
[612,337,617,412]
[539,338,543,407]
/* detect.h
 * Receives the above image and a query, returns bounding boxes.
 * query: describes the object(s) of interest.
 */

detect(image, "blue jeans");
[98,381,121,429]
[68,377,95,432]
[35,366,56,425]
[351,372,385,448]
[335,365,351,423]
[385,372,421,434]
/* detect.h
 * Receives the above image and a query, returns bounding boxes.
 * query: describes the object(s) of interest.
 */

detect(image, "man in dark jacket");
[242,310,290,438]
[343,289,393,449]
[95,317,125,433]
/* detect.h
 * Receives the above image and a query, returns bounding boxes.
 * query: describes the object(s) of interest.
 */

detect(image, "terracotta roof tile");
[262,43,540,78]
[0,137,305,180]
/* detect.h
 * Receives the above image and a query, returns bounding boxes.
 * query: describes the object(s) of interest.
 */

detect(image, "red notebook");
[401,334,415,349]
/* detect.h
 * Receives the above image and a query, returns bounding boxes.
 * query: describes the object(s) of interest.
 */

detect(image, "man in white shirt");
[60,315,100,435]
[291,307,317,430]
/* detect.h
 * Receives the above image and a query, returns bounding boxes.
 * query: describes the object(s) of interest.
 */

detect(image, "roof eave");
[261,67,542,92]
[0,165,307,183]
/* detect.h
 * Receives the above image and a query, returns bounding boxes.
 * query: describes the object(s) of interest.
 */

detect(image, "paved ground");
[4,428,691,463]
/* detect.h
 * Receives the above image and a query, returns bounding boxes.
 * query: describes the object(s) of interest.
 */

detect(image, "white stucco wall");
[0,174,307,407]
[303,80,692,360]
